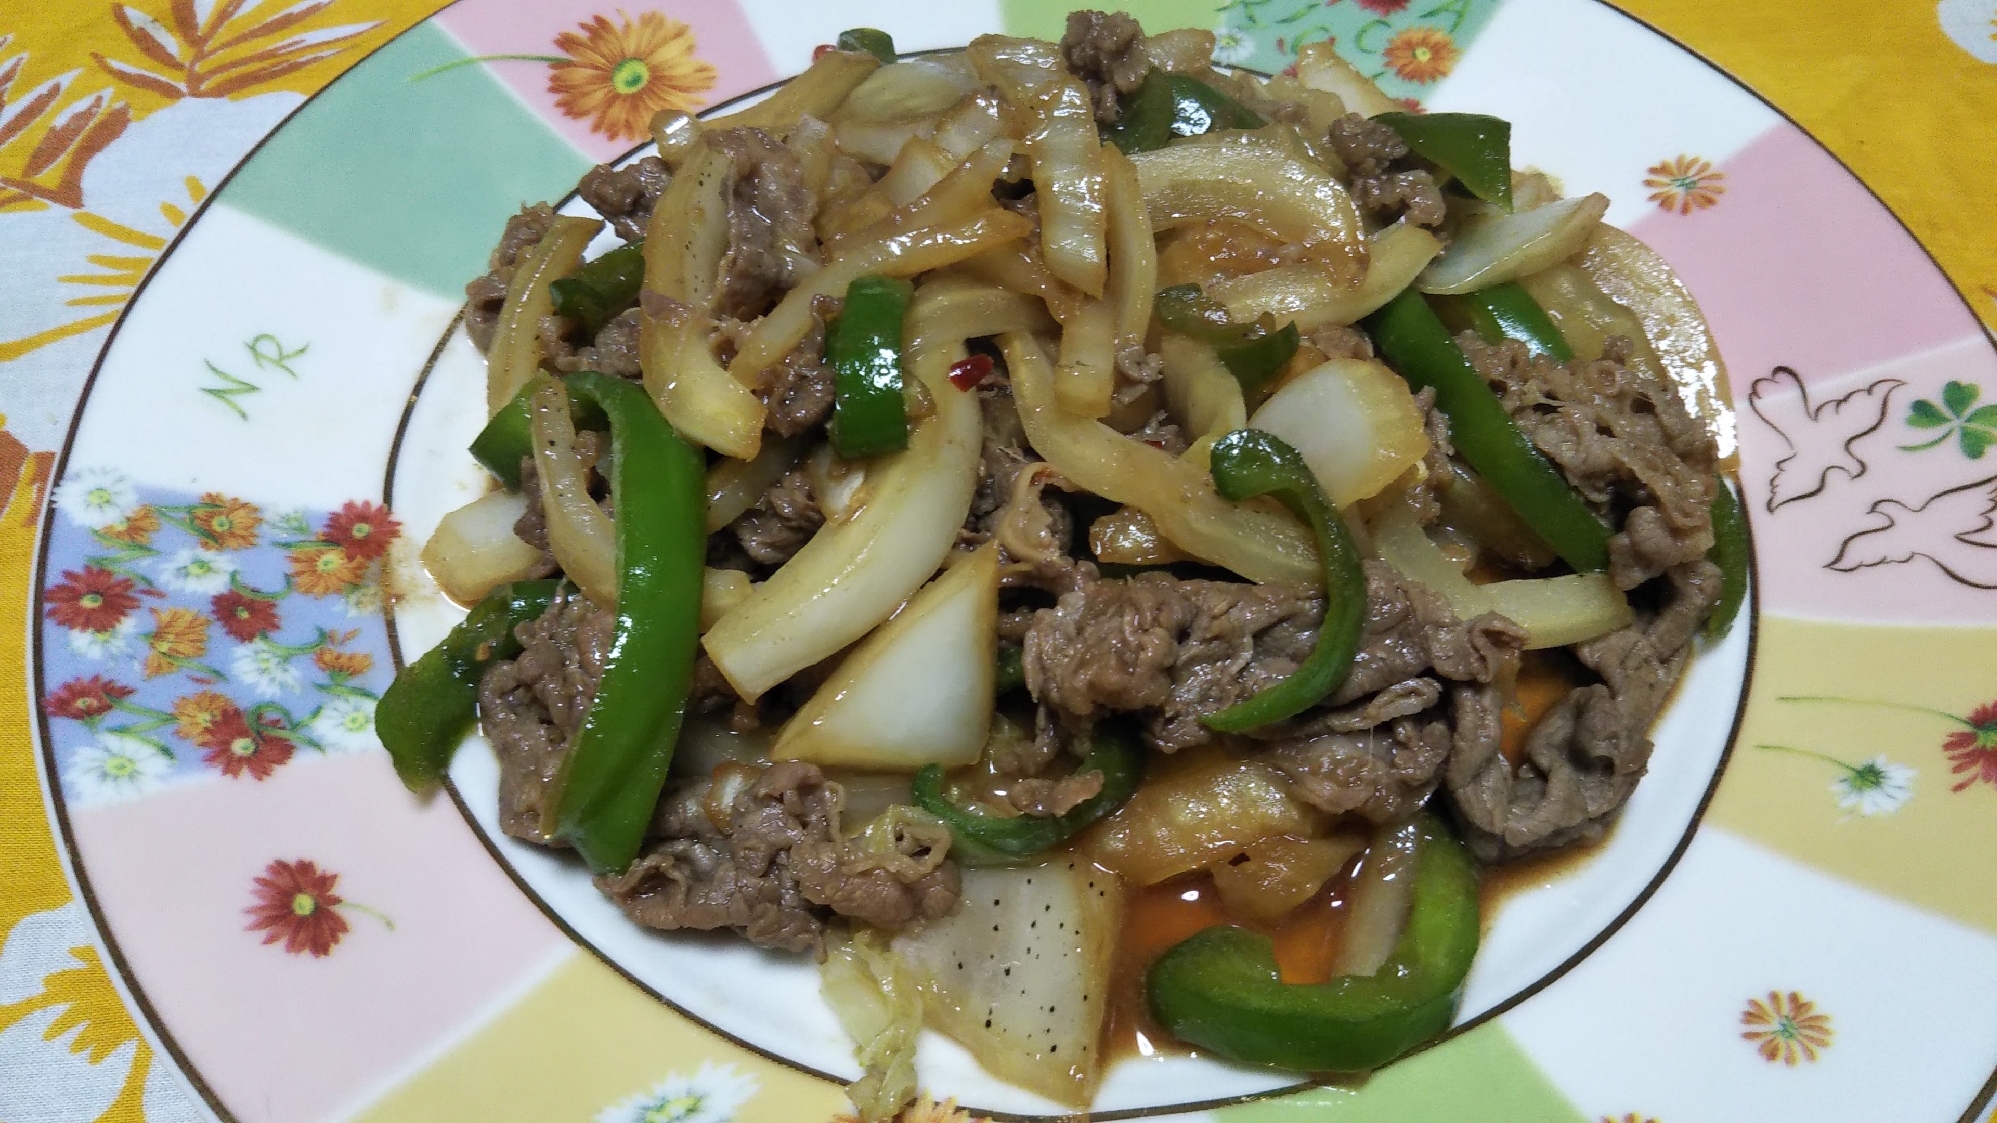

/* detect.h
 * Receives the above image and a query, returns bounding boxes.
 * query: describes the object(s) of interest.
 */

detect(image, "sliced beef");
[1004,770,1105,817]
[1330,561,1526,707]
[598,761,960,953]
[1061,10,1153,123]
[578,156,671,241]
[1267,716,1453,825]
[759,298,837,436]
[1327,114,1447,229]
[964,388,1075,562]
[1308,324,1375,362]
[546,306,643,377]
[707,127,820,321]
[464,204,557,352]
[1459,332,1719,589]
[476,590,615,843]
[1129,410,1189,456]
[1443,559,1721,861]
[730,467,822,567]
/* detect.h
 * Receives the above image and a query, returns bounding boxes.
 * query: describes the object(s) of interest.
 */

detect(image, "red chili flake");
[1143,439,1170,450]
[948,354,994,392]
[812,43,834,61]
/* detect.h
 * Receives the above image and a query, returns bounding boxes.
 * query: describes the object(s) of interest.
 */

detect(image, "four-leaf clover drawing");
[1901,380,1997,459]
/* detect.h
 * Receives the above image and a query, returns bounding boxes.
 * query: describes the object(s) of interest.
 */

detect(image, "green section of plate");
[217,21,592,302]
[1216,1024,1587,1123]
[1001,0,1223,39]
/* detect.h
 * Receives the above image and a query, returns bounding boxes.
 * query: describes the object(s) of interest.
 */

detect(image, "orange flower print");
[1644,155,1726,215]
[173,690,240,746]
[1740,990,1833,1065]
[289,544,366,597]
[1381,27,1458,84]
[313,647,373,678]
[143,607,209,678]
[101,504,159,545]
[550,11,718,142]
[191,492,262,550]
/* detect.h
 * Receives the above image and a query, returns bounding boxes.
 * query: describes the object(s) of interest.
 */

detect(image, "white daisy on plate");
[231,638,301,697]
[63,733,172,804]
[1212,26,1254,66]
[595,1062,758,1123]
[157,547,237,594]
[1831,756,1915,816]
[309,695,377,752]
[54,467,137,530]
[67,616,139,661]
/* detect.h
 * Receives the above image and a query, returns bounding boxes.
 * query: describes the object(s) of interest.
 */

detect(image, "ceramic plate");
[31,0,1997,1119]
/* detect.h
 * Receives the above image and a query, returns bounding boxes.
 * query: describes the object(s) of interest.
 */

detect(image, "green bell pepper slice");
[542,371,708,875]
[995,643,1026,695]
[912,726,1144,866]
[1371,111,1513,210]
[1146,813,1480,1072]
[1431,282,1573,362]
[827,275,914,459]
[549,238,645,339]
[1200,429,1365,731]
[1154,284,1299,390]
[378,580,562,792]
[1107,71,1265,155]
[471,377,609,490]
[1366,289,1611,573]
[836,27,896,64]
[1703,480,1748,639]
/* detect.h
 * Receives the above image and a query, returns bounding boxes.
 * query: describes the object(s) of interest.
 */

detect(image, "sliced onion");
[641,146,731,312]
[1102,145,1159,353]
[420,490,545,605]
[706,437,804,532]
[1131,133,1366,283]
[1159,335,1247,445]
[969,35,1107,295]
[898,275,1054,339]
[1372,508,1633,648]
[1056,299,1116,418]
[1088,507,1189,566]
[700,568,753,633]
[1210,221,1440,332]
[1002,331,1318,586]
[775,544,997,770]
[842,140,1017,251]
[929,90,1006,164]
[639,301,764,461]
[1248,357,1430,508]
[1209,834,1366,925]
[702,47,879,133]
[1417,192,1609,295]
[1333,820,1420,977]
[1291,40,1397,117]
[959,239,1087,324]
[527,375,616,607]
[1144,28,1218,73]
[486,216,599,415]
[806,442,869,522]
[837,56,981,124]
[1078,749,1327,886]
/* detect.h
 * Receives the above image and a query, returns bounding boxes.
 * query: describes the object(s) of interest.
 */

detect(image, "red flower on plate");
[321,500,400,562]
[1356,0,1411,13]
[245,859,349,957]
[211,589,280,642]
[1943,700,1997,793]
[44,676,135,721]
[46,567,140,633]
[201,711,295,780]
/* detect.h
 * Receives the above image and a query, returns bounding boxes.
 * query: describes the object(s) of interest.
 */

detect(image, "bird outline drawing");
[1828,475,1997,589]
[1747,366,1903,511]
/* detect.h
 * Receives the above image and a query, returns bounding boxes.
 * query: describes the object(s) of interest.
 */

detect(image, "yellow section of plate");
[353,949,848,1123]
[1706,615,1997,935]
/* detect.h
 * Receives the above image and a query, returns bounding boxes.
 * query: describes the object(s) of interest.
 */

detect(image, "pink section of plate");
[433,0,778,164]
[69,754,567,1123]
[1630,122,1979,390]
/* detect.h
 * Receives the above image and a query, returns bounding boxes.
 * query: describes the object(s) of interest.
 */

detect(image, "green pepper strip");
[827,275,914,459]
[836,27,896,64]
[1704,480,1748,639]
[1154,284,1299,390]
[1432,282,1573,361]
[1366,289,1611,573]
[1145,813,1480,1072]
[1371,111,1513,210]
[378,580,561,792]
[995,643,1026,695]
[549,238,645,339]
[542,371,708,875]
[1107,71,1264,154]
[912,727,1144,866]
[1200,429,1365,731]
[471,377,609,489]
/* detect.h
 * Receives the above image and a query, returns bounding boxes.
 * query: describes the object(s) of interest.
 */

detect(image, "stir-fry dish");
[381,11,1747,1117]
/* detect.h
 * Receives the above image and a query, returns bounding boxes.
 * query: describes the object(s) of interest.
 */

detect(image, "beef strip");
[1004,770,1105,817]
[1443,559,1721,861]
[730,467,822,567]
[1326,115,1447,229]
[707,127,820,321]
[1458,332,1719,589]
[1266,716,1454,825]
[598,761,960,953]
[759,297,837,436]
[477,590,615,843]
[1308,324,1375,362]
[546,306,643,377]
[963,388,1076,561]
[577,156,671,241]
[1060,10,1153,124]
[464,204,557,352]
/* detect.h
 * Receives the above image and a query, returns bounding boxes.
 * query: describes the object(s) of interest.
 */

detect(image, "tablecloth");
[1,0,1992,1118]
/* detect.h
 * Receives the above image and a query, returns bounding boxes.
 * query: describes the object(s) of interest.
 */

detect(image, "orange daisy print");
[1643,155,1726,215]
[1740,990,1833,1065]
[550,11,717,142]
[144,607,209,678]
[288,544,366,597]
[1381,26,1458,84]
